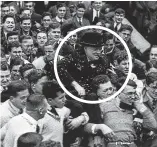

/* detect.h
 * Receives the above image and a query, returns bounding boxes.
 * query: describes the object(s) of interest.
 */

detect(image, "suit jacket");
[51,17,68,27]
[84,8,104,25]
[67,16,90,28]
[31,12,42,23]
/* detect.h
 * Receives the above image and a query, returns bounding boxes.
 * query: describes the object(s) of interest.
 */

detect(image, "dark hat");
[80,32,104,47]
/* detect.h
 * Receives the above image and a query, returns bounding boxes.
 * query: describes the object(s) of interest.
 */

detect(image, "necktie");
[60,20,63,26]
[96,11,99,17]
[115,24,118,32]
[19,108,23,114]
[36,125,40,133]
[79,18,82,25]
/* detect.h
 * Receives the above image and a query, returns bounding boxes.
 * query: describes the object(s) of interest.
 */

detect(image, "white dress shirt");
[92,9,100,21]
[1,113,39,147]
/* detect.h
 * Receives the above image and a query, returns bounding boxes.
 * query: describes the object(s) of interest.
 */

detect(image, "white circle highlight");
[54,25,132,104]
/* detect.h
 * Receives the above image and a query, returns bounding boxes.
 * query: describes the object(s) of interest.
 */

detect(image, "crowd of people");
[0,1,157,147]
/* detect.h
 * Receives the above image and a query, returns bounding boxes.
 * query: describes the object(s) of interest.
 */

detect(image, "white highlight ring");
[54,25,132,104]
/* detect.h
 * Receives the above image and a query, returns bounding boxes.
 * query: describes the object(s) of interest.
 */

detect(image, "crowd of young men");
[0,1,157,147]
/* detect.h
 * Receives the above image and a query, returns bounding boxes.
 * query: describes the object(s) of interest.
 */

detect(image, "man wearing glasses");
[84,78,157,147]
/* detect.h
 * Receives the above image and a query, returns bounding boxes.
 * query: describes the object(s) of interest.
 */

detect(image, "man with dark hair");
[51,3,67,27]
[0,80,29,127]
[66,3,90,28]
[10,57,24,81]
[17,132,43,147]
[41,12,52,32]
[1,94,48,147]
[27,69,48,94]
[1,4,10,17]
[58,31,110,96]
[113,8,125,32]
[0,61,11,93]
[84,79,157,147]
[41,81,88,147]
[149,45,157,62]
[84,1,104,25]
[8,41,29,65]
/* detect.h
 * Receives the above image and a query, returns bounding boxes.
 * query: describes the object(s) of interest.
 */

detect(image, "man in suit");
[84,1,104,25]
[51,3,67,27]
[66,3,90,28]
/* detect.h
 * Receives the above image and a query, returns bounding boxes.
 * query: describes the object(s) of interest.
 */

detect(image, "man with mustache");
[58,31,110,96]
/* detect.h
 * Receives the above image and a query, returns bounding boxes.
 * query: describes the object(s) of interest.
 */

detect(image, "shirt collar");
[8,100,21,115]
[21,112,38,125]
[77,17,83,22]
[56,16,63,22]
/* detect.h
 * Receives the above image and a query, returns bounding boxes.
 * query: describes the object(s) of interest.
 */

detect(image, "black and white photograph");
[0,1,157,147]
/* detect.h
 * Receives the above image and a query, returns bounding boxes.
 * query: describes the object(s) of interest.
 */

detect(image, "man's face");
[24,2,34,12]
[57,7,66,19]
[119,30,131,42]
[48,28,61,41]
[121,85,137,105]
[22,39,34,55]
[2,6,9,16]
[11,89,29,109]
[21,19,31,32]
[22,10,31,17]
[76,8,85,18]
[3,17,15,32]
[37,33,47,47]
[9,6,16,15]
[147,81,157,99]
[11,65,22,80]
[114,13,125,24]
[106,39,115,54]
[149,47,157,61]
[44,45,56,61]
[50,92,66,108]
[97,81,114,99]
[1,70,11,87]
[84,46,102,61]
[8,35,19,44]
[92,1,103,11]
[118,59,129,76]
[32,76,48,94]
[68,33,78,45]
[42,16,52,28]
[11,47,23,58]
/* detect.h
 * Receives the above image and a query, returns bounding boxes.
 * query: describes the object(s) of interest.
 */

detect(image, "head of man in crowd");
[149,45,157,62]
[114,8,125,24]
[26,93,48,120]
[118,24,133,43]
[146,60,157,74]
[80,31,104,61]
[119,79,138,105]
[21,35,34,56]
[20,8,31,18]
[92,75,115,99]
[27,70,48,94]
[105,35,115,54]
[17,132,43,147]
[44,41,57,62]
[7,80,29,110]
[42,12,52,29]
[9,42,23,59]
[20,63,35,79]
[42,81,66,108]
[9,5,17,15]
[114,51,129,76]
[56,3,66,19]
[1,4,10,17]
[146,71,157,99]
[48,24,61,42]
[10,57,24,81]
[1,62,11,88]
[3,14,15,33]
[91,1,103,11]
[76,3,86,19]
[20,16,32,33]
[7,31,19,45]
[24,1,35,14]
[36,31,48,48]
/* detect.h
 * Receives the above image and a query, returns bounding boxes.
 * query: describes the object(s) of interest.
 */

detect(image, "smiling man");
[58,31,110,96]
